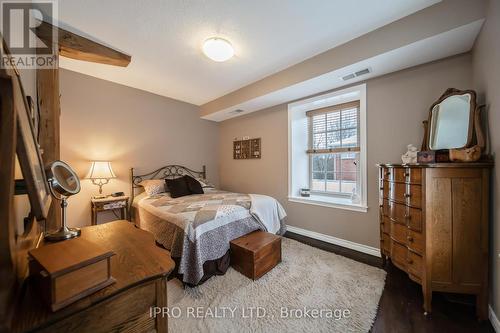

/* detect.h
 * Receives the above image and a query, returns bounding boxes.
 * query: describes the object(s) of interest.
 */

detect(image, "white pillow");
[139,179,165,196]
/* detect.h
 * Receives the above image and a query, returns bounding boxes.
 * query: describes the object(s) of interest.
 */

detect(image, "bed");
[130,165,286,286]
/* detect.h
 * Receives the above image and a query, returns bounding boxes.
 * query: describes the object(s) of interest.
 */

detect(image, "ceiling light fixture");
[202,37,234,62]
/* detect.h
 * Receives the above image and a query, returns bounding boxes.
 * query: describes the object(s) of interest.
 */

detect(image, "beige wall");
[219,53,473,248]
[472,0,500,319]
[59,69,219,227]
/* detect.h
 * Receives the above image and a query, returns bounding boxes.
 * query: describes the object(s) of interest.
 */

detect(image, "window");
[307,101,360,196]
[288,83,367,212]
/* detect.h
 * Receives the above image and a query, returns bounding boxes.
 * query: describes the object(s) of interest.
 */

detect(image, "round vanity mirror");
[44,160,82,242]
[47,160,81,196]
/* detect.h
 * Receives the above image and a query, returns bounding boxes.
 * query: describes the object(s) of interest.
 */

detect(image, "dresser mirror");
[428,89,475,150]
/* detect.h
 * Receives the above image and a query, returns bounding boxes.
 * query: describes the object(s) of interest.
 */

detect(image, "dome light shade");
[202,37,234,62]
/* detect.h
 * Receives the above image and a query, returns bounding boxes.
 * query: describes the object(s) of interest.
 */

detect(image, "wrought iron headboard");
[130,165,206,214]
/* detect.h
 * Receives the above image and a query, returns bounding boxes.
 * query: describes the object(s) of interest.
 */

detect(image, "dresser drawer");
[407,229,424,255]
[390,182,407,203]
[382,181,390,199]
[381,199,390,217]
[407,168,422,184]
[389,201,407,224]
[407,184,422,208]
[391,240,407,269]
[407,207,423,232]
[381,232,390,253]
[391,221,407,245]
[380,216,390,234]
[382,167,391,181]
[407,251,422,278]
[392,168,407,183]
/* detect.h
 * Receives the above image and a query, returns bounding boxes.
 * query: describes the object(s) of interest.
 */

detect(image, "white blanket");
[249,194,287,234]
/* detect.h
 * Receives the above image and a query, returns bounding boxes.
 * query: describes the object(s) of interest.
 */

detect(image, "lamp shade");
[86,161,116,179]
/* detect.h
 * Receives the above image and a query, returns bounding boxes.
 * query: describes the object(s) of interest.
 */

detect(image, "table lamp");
[86,161,116,199]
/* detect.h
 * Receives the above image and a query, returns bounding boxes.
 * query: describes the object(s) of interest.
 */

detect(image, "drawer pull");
[404,193,411,198]
[407,258,413,264]
[407,236,413,242]
[404,214,411,220]
[379,187,384,190]
[404,172,410,177]
[385,171,391,176]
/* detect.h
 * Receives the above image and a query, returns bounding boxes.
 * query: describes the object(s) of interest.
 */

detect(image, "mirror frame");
[425,88,477,151]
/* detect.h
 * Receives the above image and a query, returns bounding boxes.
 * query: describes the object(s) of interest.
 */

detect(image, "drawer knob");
[404,193,411,198]
[404,172,410,177]
[407,236,413,242]
[385,171,391,176]
[407,258,413,264]
[404,214,411,220]
[379,187,384,190]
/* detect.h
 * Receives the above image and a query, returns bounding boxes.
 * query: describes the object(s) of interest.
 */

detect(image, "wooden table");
[12,220,175,333]
[91,196,129,225]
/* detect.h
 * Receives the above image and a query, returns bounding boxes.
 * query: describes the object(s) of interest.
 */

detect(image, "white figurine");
[402,144,418,164]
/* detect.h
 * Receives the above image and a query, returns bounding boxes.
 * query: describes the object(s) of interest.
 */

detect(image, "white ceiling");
[56,0,440,106]
[203,19,484,121]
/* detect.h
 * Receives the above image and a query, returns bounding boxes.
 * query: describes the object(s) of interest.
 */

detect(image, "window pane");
[313,132,326,149]
[312,155,327,172]
[311,172,326,191]
[341,108,358,129]
[326,154,336,172]
[326,112,340,131]
[312,114,326,133]
[339,152,359,194]
[326,131,341,149]
[341,128,358,148]
[326,172,340,192]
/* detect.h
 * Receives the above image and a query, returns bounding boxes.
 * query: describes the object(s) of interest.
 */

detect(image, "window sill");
[288,195,368,213]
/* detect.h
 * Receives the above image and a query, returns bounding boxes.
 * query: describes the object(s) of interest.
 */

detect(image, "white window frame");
[287,84,367,212]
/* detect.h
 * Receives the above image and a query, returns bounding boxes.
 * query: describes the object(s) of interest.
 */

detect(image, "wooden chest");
[378,163,492,320]
[230,231,281,280]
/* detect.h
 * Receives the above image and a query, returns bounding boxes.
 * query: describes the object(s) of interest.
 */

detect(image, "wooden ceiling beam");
[35,20,131,67]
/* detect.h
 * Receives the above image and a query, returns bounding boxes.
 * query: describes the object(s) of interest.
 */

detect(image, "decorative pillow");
[184,175,203,194]
[139,179,166,196]
[165,177,191,198]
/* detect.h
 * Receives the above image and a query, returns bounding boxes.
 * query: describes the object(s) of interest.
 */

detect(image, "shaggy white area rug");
[167,238,386,333]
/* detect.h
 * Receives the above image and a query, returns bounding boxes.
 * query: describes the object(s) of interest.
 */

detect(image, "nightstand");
[91,195,129,225]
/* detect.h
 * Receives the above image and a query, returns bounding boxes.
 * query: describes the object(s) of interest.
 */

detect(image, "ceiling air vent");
[341,67,371,81]
[230,109,244,115]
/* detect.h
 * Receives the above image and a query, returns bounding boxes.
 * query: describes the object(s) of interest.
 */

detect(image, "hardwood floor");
[284,231,495,333]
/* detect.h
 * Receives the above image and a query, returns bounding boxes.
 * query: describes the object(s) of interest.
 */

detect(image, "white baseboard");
[490,305,500,332]
[286,225,381,258]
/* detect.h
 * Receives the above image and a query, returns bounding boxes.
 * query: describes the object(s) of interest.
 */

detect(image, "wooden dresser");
[378,163,492,319]
[11,221,175,333]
